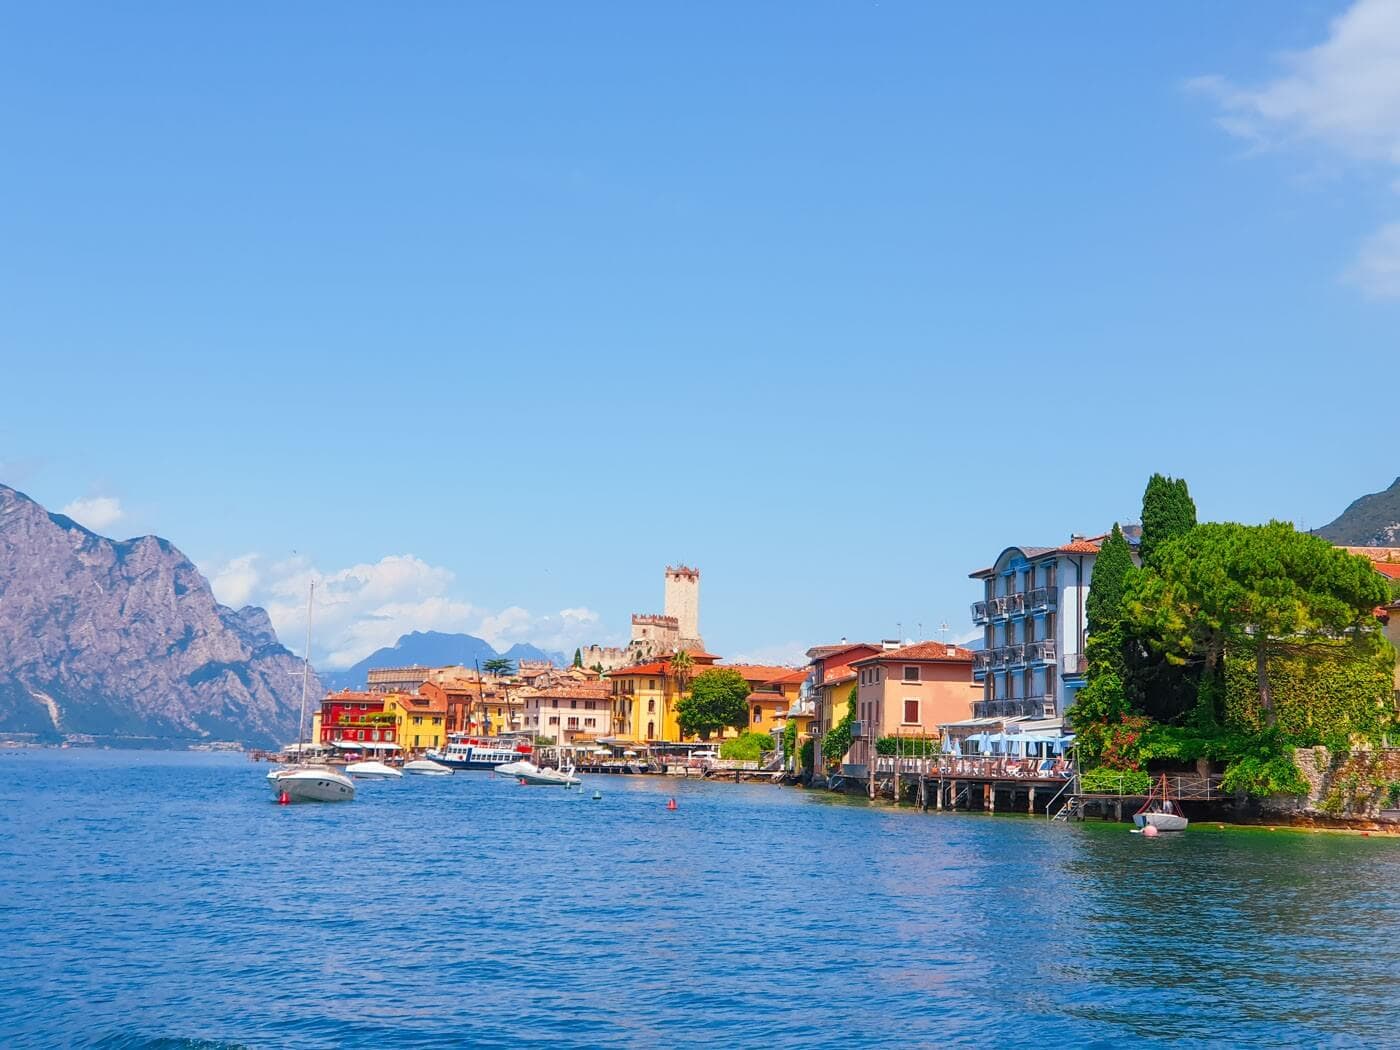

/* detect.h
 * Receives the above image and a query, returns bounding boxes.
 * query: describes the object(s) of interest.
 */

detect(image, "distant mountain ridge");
[1312,477,1400,547]
[321,631,570,691]
[0,484,313,748]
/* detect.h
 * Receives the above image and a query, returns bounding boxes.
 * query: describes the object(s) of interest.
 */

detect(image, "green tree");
[821,686,858,767]
[781,718,798,764]
[666,649,695,742]
[1139,473,1197,566]
[1127,522,1390,726]
[676,667,749,739]
[573,648,583,668]
[1086,523,1134,637]
[482,657,515,677]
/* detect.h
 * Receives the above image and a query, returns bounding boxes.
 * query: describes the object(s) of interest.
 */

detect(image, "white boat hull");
[268,767,356,803]
[516,767,581,787]
[346,760,403,779]
[404,760,453,776]
[1134,812,1188,832]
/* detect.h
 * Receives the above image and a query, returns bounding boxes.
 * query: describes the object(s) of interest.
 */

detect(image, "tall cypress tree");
[573,648,583,668]
[1086,522,1133,636]
[1140,473,1197,566]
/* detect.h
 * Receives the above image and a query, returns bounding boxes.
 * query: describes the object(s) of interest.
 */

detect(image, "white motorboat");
[266,581,354,803]
[268,766,356,803]
[346,760,403,779]
[494,758,541,778]
[404,759,453,776]
[516,764,581,788]
[1134,810,1189,832]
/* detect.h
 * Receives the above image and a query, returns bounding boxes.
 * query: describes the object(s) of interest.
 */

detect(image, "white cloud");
[1344,221,1400,297]
[204,551,605,669]
[1191,0,1400,296]
[60,496,124,531]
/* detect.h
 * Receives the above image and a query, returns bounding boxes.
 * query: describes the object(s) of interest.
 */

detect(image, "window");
[413,735,420,747]
[548,716,559,726]
[648,698,656,713]
[571,700,578,710]
[648,679,656,690]
[903,699,919,724]
[647,721,655,738]
[903,666,919,682]
[567,718,579,729]
[753,707,762,723]
[584,718,596,728]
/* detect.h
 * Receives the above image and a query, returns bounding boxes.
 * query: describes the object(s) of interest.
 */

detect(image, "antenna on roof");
[938,621,950,643]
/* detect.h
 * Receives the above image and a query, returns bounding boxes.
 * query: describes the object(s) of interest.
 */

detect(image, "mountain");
[1312,477,1400,547]
[320,632,570,691]
[0,484,314,748]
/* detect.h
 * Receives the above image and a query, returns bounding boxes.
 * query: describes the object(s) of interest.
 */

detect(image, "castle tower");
[664,565,701,647]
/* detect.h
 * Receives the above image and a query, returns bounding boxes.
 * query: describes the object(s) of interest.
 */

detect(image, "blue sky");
[3,2,1397,668]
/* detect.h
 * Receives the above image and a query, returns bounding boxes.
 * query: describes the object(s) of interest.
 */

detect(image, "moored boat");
[515,763,581,787]
[346,760,403,779]
[1134,773,1188,831]
[268,766,356,803]
[404,759,453,776]
[428,733,532,771]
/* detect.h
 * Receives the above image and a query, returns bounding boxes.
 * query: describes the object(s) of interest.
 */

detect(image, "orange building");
[847,642,980,766]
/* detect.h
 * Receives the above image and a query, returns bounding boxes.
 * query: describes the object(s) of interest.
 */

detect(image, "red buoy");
[666,798,678,811]
[278,791,290,805]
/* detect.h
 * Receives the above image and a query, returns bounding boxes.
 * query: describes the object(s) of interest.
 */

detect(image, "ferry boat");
[426,734,533,771]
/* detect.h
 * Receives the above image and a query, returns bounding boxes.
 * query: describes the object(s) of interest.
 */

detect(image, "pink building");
[847,642,980,767]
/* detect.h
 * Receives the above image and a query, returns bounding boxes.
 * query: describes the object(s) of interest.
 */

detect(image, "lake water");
[2,750,1398,1049]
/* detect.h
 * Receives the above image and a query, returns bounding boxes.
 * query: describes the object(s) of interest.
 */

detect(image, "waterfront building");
[969,530,1140,721]
[723,664,805,731]
[316,690,398,752]
[521,683,614,742]
[804,641,882,766]
[847,642,980,767]
[367,666,432,694]
[383,691,447,754]
[608,650,720,742]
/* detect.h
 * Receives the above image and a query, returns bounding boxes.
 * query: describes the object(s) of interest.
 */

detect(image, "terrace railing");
[1028,587,1057,612]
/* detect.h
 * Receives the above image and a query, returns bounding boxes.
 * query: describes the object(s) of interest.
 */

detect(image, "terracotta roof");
[1371,561,1400,580]
[851,641,975,665]
[805,642,877,660]
[525,683,613,701]
[1058,540,1102,554]
[821,669,857,688]
[768,667,809,685]
[388,692,447,715]
[607,661,671,677]
[324,690,376,701]
[723,664,799,683]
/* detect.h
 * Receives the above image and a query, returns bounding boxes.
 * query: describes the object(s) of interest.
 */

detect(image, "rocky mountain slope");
[322,631,568,691]
[0,484,314,747]
[1313,477,1400,547]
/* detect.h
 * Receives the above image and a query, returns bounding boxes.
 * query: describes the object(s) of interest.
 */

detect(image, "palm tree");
[482,657,514,678]
[666,649,694,741]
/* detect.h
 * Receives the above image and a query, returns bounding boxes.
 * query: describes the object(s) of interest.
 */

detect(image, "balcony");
[1028,587,1057,612]
[1007,592,1026,617]
[971,601,989,626]
[1004,644,1026,669]
[972,696,1057,720]
[1027,640,1057,664]
[972,650,993,675]
[1062,653,1088,676]
[987,596,1010,620]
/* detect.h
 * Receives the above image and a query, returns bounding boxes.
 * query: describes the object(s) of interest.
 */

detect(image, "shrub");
[781,719,798,762]
[1079,767,1152,795]
[1219,753,1309,798]
[720,731,773,761]
[821,687,857,766]
[799,739,814,770]
[874,736,941,757]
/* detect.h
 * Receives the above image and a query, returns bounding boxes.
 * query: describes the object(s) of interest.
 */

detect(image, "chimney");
[945,644,956,658]
[1070,533,1085,543]
[881,639,900,650]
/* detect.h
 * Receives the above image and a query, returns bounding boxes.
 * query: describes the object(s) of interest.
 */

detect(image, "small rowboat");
[1133,773,1188,831]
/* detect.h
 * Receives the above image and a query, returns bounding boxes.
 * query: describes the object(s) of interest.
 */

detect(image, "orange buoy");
[666,798,678,811]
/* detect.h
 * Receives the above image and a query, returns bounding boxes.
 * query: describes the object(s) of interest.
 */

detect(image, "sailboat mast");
[298,580,314,748]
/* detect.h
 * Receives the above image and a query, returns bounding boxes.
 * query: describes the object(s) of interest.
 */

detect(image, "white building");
[968,529,1140,720]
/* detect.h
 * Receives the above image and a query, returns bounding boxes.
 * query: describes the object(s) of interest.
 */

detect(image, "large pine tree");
[1140,473,1197,566]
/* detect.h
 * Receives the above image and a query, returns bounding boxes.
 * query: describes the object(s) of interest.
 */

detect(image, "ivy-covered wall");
[1224,639,1396,744]
[1263,747,1400,822]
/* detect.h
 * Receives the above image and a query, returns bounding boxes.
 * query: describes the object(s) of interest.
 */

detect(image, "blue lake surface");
[2,749,1399,1049]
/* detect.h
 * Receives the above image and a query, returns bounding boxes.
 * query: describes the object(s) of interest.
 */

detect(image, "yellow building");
[608,651,721,743]
[383,691,448,754]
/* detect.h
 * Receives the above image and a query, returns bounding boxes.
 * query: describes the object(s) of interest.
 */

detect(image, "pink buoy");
[665,798,678,811]
[1142,824,1159,838]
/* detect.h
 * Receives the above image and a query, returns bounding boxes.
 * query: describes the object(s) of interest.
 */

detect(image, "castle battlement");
[631,613,679,627]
